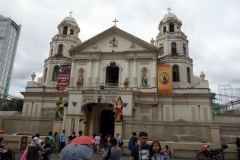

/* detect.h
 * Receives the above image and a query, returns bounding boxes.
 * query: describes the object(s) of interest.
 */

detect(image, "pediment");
[69,26,159,54]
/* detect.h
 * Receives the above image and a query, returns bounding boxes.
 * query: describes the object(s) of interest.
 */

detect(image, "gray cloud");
[0,0,240,96]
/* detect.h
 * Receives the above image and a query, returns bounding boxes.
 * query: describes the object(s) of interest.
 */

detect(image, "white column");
[152,58,157,87]
[125,59,129,80]
[87,60,92,86]
[46,64,52,83]
[95,59,100,84]
[133,59,137,87]
[70,60,75,86]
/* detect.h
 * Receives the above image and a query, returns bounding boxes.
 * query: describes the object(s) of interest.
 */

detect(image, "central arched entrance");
[100,110,115,137]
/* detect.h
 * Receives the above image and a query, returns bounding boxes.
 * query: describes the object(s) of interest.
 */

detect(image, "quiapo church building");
[21,11,214,139]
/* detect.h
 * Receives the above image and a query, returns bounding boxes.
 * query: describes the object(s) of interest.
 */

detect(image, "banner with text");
[158,64,172,93]
[56,65,71,92]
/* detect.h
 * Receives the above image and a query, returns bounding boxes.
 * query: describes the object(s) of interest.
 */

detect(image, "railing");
[75,83,133,91]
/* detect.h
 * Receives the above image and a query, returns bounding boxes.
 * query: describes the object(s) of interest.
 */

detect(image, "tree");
[1,99,23,112]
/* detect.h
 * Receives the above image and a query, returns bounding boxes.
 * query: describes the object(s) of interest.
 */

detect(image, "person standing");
[128,132,138,151]
[236,137,240,160]
[130,132,151,160]
[48,131,55,149]
[41,137,53,160]
[78,130,83,137]
[59,130,66,153]
[116,134,123,148]
[72,131,76,139]
[165,145,172,159]
[150,141,170,160]
[95,133,101,153]
[27,137,42,160]
[102,137,121,160]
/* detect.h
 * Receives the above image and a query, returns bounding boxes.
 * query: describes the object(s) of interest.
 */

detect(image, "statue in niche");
[142,75,148,85]
[123,79,129,90]
[55,96,64,121]
[114,96,128,121]
[79,75,84,84]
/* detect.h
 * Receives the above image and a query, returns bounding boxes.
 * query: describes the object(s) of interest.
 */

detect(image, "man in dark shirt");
[102,133,108,150]
[130,132,151,160]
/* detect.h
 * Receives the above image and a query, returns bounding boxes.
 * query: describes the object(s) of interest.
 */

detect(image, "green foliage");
[0,99,23,112]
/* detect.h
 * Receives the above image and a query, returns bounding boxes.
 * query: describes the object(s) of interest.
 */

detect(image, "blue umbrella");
[60,143,92,160]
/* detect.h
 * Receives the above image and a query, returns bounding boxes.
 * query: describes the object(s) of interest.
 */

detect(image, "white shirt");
[95,136,101,144]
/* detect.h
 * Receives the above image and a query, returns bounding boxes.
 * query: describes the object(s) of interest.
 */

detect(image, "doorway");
[106,62,119,85]
[100,110,115,137]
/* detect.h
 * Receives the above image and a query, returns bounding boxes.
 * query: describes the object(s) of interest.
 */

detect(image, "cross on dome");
[69,11,73,17]
[167,7,171,13]
[113,18,118,26]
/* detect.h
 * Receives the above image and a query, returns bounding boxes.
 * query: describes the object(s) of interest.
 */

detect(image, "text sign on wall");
[82,90,118,94]
[158,64,172,94]
[56,65,71,92]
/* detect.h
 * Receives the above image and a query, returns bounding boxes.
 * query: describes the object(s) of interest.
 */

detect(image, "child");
[149,141,170,160]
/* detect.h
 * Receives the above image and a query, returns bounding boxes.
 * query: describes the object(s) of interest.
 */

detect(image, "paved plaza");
[15,152,196,160]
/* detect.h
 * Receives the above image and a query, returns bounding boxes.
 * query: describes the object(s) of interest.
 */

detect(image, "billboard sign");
[158,64,172,94]
[56,65,71,92]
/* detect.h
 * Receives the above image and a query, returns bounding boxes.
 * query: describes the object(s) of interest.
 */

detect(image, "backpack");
[105,144,111,160]
[128,137,134,150]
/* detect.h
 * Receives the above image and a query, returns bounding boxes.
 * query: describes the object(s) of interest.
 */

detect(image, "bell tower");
[154,9,193,87]
[41,13,81,86]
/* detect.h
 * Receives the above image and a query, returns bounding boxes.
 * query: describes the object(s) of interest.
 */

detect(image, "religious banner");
[158,64,172,93]
[56,65,71,92]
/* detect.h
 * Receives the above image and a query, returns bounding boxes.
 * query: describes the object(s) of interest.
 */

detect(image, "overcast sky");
[1,0,240,99]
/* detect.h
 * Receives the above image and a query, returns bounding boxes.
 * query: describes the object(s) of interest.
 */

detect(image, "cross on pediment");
[113,18,118,26]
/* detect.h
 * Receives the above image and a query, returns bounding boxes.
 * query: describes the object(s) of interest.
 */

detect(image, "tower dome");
[163,12,178,20]
[63,16,76,23]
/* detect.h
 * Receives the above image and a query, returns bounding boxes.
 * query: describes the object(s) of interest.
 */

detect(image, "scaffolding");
[216,85,240,115]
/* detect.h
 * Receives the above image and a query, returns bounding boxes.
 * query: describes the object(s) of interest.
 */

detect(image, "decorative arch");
[102,61,123,85]
[63,26,68,35]
[52,65,59,81]
[172,65,180,82]
[140,67,150,85]
[44,67,48,82]
[141,116,150,121]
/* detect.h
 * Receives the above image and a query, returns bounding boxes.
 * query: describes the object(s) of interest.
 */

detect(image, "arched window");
[44,68,48,82]
[171,42,177,54]
[70,29,74,36]
[170,23,174,32]
[63,26,68,35]
[106,62,119,85]
[187,67,191,83]
[163,26,166,33]
[52,66,59,81]
[159,47,164,56]
[172,65,180,82]
[58,45,63,55]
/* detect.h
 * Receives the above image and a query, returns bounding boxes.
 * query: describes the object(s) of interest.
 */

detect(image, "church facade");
[21,12,214,137]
